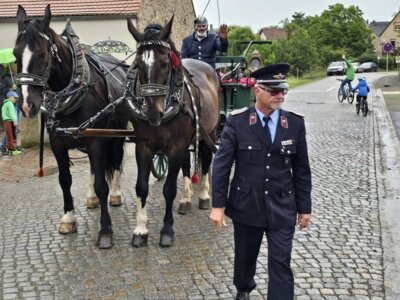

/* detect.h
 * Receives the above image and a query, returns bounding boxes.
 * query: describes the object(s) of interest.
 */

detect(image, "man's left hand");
[298,213,311,230]
[219,24,229,40]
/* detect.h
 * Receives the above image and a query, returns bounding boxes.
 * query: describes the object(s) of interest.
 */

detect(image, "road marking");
[326,86,337,92]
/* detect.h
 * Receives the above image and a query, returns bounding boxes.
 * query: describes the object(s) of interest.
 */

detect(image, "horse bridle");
[126,39,185,123]
[15,31,61,89]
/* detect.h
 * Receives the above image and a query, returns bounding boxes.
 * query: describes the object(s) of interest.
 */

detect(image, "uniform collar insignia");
[249,113,257,125]
[281,115,288,128]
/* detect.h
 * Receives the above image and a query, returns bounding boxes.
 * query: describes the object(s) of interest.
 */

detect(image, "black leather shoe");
[235,291,250,300]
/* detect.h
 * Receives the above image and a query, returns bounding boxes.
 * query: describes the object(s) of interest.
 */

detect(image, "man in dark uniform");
[210,63,312,300]
[181,15,229,68]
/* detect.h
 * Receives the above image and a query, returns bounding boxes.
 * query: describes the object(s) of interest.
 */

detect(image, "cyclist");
[340,54,355,100]
[352,76,370,112]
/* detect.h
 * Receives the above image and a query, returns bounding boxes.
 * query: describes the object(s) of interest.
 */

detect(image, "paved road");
[1,73,399,299]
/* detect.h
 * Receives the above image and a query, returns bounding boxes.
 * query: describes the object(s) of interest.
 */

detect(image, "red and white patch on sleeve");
[249,113,257,125]
[281,116,288,128]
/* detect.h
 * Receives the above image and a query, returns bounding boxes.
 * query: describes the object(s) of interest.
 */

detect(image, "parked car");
[327,61,347,76]
[352,62,363,73]
[360,62,378,72]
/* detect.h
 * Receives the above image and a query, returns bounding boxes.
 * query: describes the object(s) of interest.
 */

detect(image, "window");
[394,22,400,32]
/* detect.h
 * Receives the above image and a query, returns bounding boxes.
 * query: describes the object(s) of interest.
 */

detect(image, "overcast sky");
[192,0,400,32]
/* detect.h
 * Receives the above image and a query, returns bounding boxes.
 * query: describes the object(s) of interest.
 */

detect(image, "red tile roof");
[0,0,141,18]
[258,27,287,40]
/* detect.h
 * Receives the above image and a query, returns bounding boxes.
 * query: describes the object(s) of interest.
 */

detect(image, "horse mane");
[17,19,70,60]
[142,23,180,57]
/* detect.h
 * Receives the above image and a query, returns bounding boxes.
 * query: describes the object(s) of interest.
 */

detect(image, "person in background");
[340,54,355,99]
[1,64,21,154]
[352,76,370,113]
[1,91,22,156]
[210,63,312,300]
[181,15,229,68]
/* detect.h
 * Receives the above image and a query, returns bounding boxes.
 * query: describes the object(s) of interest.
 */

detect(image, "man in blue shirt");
[181,15,229,68]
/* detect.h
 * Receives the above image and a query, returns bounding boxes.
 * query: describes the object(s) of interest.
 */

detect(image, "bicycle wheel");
[338,88,345,102]
[356,100,360,115]
[347,91,354,104]
[362,99,368,117]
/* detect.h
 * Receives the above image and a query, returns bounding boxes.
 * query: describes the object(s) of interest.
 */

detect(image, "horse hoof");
[198,198,210,210]
[59,222,77,234]
[131,234,148,247]
[159,234,174,247]
[178,202,192,215]
[109,195,122,206]
[87,197,100,209]
[96,231,113,249]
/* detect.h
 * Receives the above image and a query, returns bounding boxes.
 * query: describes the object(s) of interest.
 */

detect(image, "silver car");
[327,61,347,76]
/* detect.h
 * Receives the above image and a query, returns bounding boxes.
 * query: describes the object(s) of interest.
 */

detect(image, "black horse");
[14,5,130,248]
[125,17,220,247]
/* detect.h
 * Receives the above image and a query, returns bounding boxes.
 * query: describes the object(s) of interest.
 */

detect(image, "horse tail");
[104,137,125,182]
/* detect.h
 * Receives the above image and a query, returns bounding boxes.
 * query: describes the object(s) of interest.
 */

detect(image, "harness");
[125,40,187,124]
[16,20,91,116]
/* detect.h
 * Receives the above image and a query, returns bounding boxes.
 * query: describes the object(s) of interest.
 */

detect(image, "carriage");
[15,5,267,248]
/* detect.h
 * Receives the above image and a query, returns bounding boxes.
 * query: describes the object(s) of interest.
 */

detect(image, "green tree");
[226,26,257,56]
[276,24,319,74]
[306,4,373,58]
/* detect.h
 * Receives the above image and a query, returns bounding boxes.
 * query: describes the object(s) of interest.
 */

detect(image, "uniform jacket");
[212,107,312,230]
[352,80,370,97]
[181,32,228,68]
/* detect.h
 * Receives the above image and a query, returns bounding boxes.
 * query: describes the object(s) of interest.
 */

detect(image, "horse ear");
[17,5,27,32]
[42,4,51,29]
[127,18,144,42]
[159,15,174,41]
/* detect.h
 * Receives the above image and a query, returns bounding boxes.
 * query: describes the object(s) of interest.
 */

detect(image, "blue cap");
[6,90,19,99]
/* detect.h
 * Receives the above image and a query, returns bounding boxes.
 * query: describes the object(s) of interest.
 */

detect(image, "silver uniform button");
[248,146,252,149]
[265,191,268,195]
[266,166,270,169]
[287,150,291,154]
[199,46,201,49]
[265,178,269,182]
[237,187,240,191]
[267,153,271,157]
[199,52,202,55]
[289,191,292,194]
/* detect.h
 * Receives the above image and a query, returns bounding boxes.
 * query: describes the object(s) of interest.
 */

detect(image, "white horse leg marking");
[87,174,96,199]
[61,210,76,223]
[108,170,122,202]
[141,50,155,83]
[21,46,33,116]
[199,173,210,200]
[179,176,193,204]
[133,197,148,235]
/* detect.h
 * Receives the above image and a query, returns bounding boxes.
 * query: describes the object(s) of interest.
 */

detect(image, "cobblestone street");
[1,75,399,299]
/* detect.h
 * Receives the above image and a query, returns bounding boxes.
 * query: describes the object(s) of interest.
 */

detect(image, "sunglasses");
[258,85,288,96]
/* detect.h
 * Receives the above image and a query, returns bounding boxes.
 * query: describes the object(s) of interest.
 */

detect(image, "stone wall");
[137,0,196,50]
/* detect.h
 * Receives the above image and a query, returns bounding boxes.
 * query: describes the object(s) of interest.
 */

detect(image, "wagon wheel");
[151,152,168,180]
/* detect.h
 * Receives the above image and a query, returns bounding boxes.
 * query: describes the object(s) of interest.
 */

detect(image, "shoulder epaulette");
[288,110,305,118]
[231,107,249,115]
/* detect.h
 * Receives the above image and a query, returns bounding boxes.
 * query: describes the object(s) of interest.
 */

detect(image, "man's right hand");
[210,207,227,227]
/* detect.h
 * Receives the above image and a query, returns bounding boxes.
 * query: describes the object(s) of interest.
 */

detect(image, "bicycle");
[336,78,354,104]
[355,93,368,117]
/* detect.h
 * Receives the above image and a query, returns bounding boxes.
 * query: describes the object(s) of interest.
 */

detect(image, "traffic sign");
[383,43,393,53]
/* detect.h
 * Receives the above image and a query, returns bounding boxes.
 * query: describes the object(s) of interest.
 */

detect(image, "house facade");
[369,11,400,57]
[0,0,195,146]
[258,27,287,41]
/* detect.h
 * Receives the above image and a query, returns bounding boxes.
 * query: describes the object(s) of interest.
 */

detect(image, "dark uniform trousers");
[233,221,295,300]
